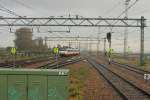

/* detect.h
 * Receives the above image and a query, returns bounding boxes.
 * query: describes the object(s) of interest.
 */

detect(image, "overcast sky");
[0,0,150,53]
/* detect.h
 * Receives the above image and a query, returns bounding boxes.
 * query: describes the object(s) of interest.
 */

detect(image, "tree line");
[7,27,49,55]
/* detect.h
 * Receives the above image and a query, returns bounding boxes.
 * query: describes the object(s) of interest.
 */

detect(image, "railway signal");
[107,32,111,43]
[107,32,112,64]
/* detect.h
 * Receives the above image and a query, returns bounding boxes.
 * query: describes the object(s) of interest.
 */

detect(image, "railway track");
[90,55,150,97]
[0,55,70,68]
[94,55,150,75]
[0,55,82,68]
[86,56,150,100]
[0,57,50,68]
[111,61,150,75]
[38,56,83,69]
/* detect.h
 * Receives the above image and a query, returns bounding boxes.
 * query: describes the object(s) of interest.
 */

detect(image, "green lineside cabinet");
[0,69,69,100]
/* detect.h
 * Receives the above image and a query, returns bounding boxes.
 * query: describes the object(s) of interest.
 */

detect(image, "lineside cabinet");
[0,69,69,100]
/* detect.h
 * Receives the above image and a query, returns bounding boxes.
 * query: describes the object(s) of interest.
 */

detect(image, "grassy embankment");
[68,63,90,100]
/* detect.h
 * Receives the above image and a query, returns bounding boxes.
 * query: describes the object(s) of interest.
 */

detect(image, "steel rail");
[111,61,150,75]
[39,56,82,69]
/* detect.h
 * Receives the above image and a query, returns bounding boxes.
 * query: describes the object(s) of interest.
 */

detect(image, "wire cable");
[103,0,122,16]
[116,0,139,19]
[101,0,139,33]
[0,3,21,17]
[12,0,34,10]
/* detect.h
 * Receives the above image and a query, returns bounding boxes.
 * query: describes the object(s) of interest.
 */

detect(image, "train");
[59,48,80,57]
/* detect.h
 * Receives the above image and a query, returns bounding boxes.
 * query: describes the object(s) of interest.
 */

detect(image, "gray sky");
[0,0,150,53]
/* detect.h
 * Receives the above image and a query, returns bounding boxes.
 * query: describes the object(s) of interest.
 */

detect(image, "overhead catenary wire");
[118,0,139,18]
[97,0,123,41]
[0,2,46,33]
[0,8,20,17]
[113,29,140,38]
[12,0,34,10]
[0,3,23,33]
[0,0,46,17]
[0,3,21,17]
[7,0,48,16]
[103,0,122,16]
[101,0,140,33]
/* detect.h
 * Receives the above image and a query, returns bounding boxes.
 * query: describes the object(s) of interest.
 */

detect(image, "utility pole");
[97,27,100,55]
[69,41,71,48]
[87,39,89,53]
[79,42,80,52]
[90,41,92,54]
[97,40,100,55]
[88,39,91,54]
[104,38,106,56]
[140,16,145,66]
[124,0,130,56]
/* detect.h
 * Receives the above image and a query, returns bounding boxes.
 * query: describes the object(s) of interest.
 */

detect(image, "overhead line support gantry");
[0,16,146,66]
